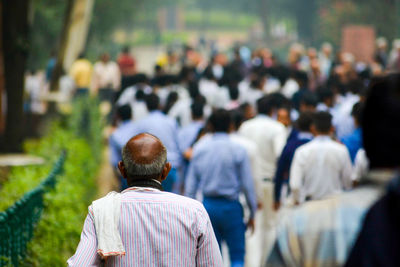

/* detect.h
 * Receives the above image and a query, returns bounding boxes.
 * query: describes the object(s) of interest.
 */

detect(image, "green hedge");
[0,97,104,266]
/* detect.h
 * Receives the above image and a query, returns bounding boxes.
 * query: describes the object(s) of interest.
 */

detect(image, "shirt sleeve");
[273,126,287,159]
[274,144,290,203]
[341,148,353,190]
[67,210,101,266]
[289,150,304,203]
[238,150,258,218]
[196,208,224,267]
[184,158,200,199]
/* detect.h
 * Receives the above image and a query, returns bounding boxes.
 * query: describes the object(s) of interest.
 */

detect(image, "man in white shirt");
[290,111,353,204]
[92,53,121,97]
[238,95,287,263]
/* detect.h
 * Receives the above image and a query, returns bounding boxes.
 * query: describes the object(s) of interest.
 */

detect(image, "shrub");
[0,97,104,266]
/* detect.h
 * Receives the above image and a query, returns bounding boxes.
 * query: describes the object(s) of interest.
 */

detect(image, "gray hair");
[122,142,167,178]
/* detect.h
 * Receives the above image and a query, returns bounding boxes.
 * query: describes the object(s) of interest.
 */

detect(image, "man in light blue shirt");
[185,109,257,267]
[133,93,182,192]
[178,101,204,154]
[109,105,138,190]
[177,100,205,191]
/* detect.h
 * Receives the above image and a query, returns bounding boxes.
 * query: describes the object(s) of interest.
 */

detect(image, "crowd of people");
[65,38,400,267]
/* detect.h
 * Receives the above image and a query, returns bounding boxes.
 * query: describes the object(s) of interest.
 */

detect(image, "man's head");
[208,109,232,133]
[317,87,334,107]
[116,105,132,122]
[362,74,400,169]
[351,102,363,127]
[101,53,110,63]
[300,92,318,112]
[311,111,333,136]
[145,93,160,112]
[231,108,245,131]
[118,133,171,185]
[191,101,204,120]
[277,106,291,127]
[257,95,274,116]
[295,111,314,133]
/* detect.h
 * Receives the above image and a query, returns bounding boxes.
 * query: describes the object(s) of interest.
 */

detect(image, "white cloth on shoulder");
[90,191,125,259]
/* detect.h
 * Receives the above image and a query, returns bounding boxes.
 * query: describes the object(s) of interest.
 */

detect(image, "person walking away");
[185,109,257,267]
[109,105,137,190]
[68,133,223,266]
[130,93,182,192]
[69,53,92,98]
[117,46,136,91]
[238,95,287,262]
[290,111,353,204]
[273,111,314,211]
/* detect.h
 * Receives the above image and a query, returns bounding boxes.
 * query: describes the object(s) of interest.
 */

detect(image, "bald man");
[68,133,223,266]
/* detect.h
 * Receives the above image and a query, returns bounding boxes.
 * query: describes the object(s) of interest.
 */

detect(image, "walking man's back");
[68,133,222,266]
[290,112,353,203]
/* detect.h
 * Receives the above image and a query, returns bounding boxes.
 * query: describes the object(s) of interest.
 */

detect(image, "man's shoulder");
[241,116,285,132]
[142,192,208,214]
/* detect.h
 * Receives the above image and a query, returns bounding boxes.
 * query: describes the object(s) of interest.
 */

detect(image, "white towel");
[90,191,125,259]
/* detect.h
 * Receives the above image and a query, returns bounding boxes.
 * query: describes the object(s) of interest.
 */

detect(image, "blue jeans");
[203,197,245,267]
[162,167,178,192]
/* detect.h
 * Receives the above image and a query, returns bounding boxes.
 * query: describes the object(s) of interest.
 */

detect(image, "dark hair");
[293,70,309,88]
[300,91,318,107]
[295,111,314,132]
[209,109,232,133]
[317,87,334,102]
[362,74,400,168]
[250,74,265,89]
[135,89,145,101]
[257,95,274,115]
[191,101,204,119]
[188,81,200,99]
[269,93,290,109]
[145,93,160,111]
[117,105,132,121]
[312,111,332,133]
[163,91,178,114]
[351,102,363,125]
[231,108,245,130]
[348,78,365,95]
[203,66,215,80]
[228,84,239,100]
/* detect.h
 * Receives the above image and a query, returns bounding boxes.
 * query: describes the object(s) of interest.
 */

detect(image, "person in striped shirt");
[68,133,223,266]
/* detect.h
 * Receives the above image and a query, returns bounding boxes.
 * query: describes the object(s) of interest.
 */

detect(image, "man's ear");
[118,161,128,179]
[160,162,172,181]
[330,125,335,135]
[310,124,317,136]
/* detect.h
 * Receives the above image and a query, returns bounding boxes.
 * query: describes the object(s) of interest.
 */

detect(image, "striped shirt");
[67,187,223,266]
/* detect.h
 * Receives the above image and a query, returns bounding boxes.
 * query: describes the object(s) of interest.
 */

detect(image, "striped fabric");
[67,187,223,266]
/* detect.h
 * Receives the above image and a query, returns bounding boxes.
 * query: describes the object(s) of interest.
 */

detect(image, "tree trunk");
[2,0,30,152]
[49,0,75,92]
[0,2,4,135]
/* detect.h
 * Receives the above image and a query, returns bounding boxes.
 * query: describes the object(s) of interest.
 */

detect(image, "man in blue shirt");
[109,105,137,190]
[133,93,182,192]
[185,109,257,267]
[340,102,363,163]
[273,111,314,210]
[177,100,205,191]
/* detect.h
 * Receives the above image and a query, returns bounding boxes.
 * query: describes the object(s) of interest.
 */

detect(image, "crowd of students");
[67,39,400,266]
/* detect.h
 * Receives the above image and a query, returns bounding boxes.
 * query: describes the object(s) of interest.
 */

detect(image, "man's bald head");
[121,133,167,179]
